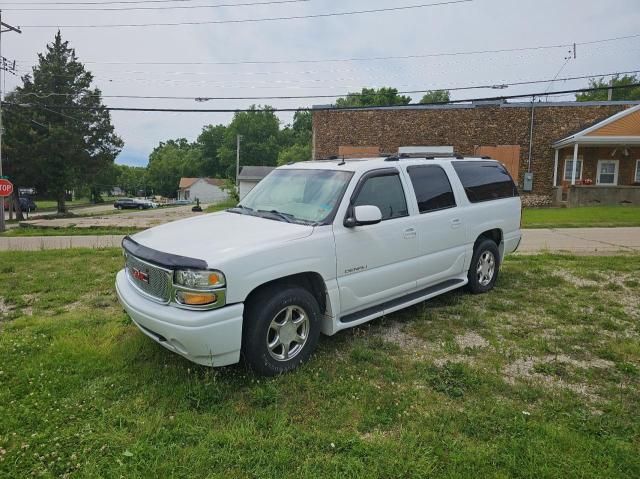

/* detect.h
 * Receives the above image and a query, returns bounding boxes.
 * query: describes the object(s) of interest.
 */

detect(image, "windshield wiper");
[257,209,294,223]
[227,204,254,215]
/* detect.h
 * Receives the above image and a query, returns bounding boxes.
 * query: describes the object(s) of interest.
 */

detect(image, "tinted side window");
[452,161,518,203]
[353,173,408,220]
[407,165,456,213]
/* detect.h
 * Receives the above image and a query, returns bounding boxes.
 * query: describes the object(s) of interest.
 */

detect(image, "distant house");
[110,186,125,197]
[238,166,275,200]
[177,177,228,203]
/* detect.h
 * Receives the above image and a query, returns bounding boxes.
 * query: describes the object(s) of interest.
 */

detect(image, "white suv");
[116,157,521,375]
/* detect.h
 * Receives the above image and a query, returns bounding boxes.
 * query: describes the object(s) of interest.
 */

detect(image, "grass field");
[522,206,640,228]
[1,226,141,237]
[205,199,237,213]
[0,250,638,478]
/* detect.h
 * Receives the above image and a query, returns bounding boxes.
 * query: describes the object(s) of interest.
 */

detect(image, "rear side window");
[407,165,456,213]
[353,173,408,220]
[452,161,518,203]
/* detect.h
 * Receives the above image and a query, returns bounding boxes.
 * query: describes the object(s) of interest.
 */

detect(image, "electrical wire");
[14,70,640,101]
[5,83,639,113]
[5,0,310,12]
[15,33,640,65]
[20,0,473,28]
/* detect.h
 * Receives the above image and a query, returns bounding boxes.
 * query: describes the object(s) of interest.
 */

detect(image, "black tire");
[116,205,123,210]
[467,238,500,294]
[242,285,321,376]
[138,205,144,210]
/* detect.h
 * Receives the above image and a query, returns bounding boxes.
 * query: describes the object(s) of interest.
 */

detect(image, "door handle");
[450,218,462,229]
[403,227,417,239]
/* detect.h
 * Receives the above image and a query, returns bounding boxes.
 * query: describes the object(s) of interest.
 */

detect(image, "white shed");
[177,177,229,204]
[237,166,275,200]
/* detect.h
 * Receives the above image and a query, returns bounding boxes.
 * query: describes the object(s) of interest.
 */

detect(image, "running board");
[340,279,465,324]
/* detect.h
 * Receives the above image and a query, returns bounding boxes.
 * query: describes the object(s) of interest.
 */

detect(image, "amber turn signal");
[176,291,217,306]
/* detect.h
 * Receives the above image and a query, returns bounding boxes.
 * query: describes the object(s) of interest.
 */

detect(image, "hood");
[130,211,314,266]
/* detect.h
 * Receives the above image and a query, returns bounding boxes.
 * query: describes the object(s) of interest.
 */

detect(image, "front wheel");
[242,285,321,376]
[467,238,500,294]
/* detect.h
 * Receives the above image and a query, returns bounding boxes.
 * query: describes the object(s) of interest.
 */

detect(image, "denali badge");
[131,267,149,284]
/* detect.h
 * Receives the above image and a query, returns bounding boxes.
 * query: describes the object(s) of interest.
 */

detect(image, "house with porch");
[552,104,640,206]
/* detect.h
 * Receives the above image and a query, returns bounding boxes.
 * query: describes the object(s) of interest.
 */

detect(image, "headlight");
[174,269,225,289]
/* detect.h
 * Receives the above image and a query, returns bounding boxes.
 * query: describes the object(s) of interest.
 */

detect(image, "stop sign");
[0,178,14,198]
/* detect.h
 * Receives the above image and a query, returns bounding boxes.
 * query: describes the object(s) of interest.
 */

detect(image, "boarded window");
[338,146,380,158]
[473,145,521,181]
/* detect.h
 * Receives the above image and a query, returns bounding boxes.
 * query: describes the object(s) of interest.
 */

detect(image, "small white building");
[177,177,228,204]
[238,166,275,200]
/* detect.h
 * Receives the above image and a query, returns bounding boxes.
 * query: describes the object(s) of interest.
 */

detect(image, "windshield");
[236,168,353,224]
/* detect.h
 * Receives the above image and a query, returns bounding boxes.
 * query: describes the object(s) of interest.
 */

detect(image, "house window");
[185,190,190,200]
[596,160,619,185]
[635,160,640,183]
[563,158,583,181]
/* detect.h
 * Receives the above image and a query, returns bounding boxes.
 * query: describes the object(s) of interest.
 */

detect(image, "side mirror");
[345,205,382,227]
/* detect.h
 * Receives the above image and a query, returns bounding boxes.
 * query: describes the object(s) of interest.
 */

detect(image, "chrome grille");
[125,254,172,303]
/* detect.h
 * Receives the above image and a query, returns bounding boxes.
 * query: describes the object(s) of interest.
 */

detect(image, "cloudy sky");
[3,0,639,166]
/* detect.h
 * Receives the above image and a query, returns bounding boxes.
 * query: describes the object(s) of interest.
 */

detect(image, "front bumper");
[115,269,243,367]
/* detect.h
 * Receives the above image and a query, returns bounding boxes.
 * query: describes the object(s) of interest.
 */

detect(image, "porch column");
[553,149,559,187]
[571,143,579,185]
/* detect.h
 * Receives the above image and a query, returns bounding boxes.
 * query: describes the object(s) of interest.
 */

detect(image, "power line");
[5,83,640,113]
[5,0,310,12]
[14,69,640,101]
[20,0,473,28]
[3,0,279,4]
[16,32,640,65]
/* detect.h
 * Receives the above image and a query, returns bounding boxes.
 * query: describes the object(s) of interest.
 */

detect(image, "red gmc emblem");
[131,267,149,284]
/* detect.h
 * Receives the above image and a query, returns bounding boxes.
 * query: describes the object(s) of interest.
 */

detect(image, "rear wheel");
[242,285,321,376]
[138,205,144,210]
[467,238,500,294]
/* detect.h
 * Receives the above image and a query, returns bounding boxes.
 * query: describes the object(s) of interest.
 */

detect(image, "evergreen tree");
[3,32,122,213]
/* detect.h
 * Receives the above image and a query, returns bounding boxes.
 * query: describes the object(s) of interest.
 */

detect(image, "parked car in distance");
[3,196,37,212]
[114,198,152,210]
[116,157,521,376]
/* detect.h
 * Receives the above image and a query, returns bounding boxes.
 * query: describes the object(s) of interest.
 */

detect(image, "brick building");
[312,100,640,206]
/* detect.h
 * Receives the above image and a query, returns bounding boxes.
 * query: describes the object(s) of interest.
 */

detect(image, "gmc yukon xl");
[116,157,521,375]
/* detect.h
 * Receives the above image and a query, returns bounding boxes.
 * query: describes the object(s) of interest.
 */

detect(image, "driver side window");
[353,173,408,221]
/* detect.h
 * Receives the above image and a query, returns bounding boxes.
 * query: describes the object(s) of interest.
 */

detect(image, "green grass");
[0,251,639,478]
[1,226,141,237]
[523,205,640,228]
[205,198,238,213]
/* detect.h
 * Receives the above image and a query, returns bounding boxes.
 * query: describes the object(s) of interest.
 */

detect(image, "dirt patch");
[455,332,489,349]
[552,270,598,288]
[502,354,613,401]
[0,297,15,317]
[382,321,439,358]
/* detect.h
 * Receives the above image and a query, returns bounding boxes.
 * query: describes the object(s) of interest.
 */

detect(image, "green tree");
[277,143,312,166]
[147,139,203,197]
[218,106,281,180]
[115,164,148,196]
[3,31,123,213]
[197,124,226,177]
[419,89,450,104]
[576,74,640,101]
[335,87,412,108]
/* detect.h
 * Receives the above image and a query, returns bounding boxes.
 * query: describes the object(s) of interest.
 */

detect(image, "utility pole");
[607,77,614,101]
[0,11,22,233]
[235,134,243,188]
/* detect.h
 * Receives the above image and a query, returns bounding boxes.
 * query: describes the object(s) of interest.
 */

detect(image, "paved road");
[1,228,639,253]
